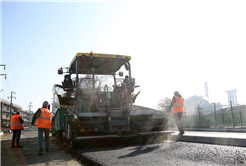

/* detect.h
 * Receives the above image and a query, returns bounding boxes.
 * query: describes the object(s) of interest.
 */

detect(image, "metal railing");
[2,108,10,112]
[168,104,246,128]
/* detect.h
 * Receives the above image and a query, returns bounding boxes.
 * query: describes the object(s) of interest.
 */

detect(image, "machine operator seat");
[112,85,122,107]
[62,74,73,91]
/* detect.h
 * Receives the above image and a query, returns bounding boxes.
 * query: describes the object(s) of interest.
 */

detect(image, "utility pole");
[27,102,33,126]
[1,65,7,127]
[7,92,16,127]
[0,65,7,93]
[0,64,7,79]
[0,89,2,126]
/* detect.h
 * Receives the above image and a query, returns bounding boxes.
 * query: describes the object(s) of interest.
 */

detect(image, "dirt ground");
[1,127,83,166]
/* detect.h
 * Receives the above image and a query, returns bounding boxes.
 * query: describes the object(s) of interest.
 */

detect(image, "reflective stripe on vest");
[36,108,52,129]
[11,115,24,130]
[173,96,184,106]
[173,96,184,114]
[38,108,51,120]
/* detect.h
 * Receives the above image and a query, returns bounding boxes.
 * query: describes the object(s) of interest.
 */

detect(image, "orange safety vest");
[11,114,24,130]
[173,96,184,114]
[36,108,52,129]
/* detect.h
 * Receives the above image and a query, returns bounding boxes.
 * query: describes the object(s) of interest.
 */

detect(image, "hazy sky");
[1,0,246,112]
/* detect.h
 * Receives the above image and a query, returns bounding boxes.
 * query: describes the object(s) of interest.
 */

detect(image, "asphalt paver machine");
[52,52,170,146]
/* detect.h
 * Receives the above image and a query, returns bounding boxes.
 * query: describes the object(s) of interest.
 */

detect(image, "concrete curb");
[228,138,246,146]
[169,135,246,147]
[183,128,246,133]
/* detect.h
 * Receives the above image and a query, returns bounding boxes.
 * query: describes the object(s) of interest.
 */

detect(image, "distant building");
[225,89,238,107]
[184,95,223,115]
[184,95,209,115]
[21,109,34,126]
[216,105,246,114]
[198,102,223,115]
[0,98,34,127]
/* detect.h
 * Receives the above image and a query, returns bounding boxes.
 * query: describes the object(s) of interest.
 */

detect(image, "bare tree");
[157,97,172,112]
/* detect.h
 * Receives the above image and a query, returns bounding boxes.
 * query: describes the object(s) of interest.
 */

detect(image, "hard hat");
[42,101,49,107]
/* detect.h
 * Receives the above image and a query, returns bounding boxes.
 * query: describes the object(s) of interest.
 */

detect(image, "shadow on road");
[73,133,171,152]
[118,145,161,158]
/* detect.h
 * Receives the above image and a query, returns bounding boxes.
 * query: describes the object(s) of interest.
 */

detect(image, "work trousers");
[12,130,21,146]
[38,128,50,151]
[173,112,184,134]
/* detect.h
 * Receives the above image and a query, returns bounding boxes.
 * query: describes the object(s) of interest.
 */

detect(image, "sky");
[1,0,246,112]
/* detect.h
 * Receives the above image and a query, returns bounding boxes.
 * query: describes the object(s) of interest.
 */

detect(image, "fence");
[168,104,246,128]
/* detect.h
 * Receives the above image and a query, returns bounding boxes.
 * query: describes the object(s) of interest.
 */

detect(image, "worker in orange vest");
[11,111,24,148]
[167,91,185,135]
[31,101,52,155]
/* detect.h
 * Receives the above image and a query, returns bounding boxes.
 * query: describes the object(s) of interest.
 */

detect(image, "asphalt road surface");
[2,127,246,166]
[73,140,246,166]
[1,127,83,166]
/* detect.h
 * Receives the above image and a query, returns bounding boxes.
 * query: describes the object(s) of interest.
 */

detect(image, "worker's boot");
[38,149,43,155]
[16,139,23,148]
[177,122,185,136]
[11,139,15,148]
[16,145,23,148]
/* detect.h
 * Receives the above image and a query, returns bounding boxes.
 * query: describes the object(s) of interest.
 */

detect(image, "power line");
[4,77,28,108]
[5,78,11,92]
[1,66,11,92]
[2,66,28,109]
[15,98,27,107]
[5,69,11,88]
[2,66,27,105]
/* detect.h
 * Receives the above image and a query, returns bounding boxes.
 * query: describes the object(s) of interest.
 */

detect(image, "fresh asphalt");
[71,140,246,166]
[69,128,246,166]
[1,127,245,166]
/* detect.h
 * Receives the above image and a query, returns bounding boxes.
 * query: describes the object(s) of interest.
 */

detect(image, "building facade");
[184,95,223,115]
[184,95,209,115]
[0,98,34,127]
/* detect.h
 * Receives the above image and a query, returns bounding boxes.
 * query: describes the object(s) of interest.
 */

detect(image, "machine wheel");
[63,136,66,143]
[56,131,62,140]
[56,131,59,139]
[70,140,76,148]
[52,132,56,137]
